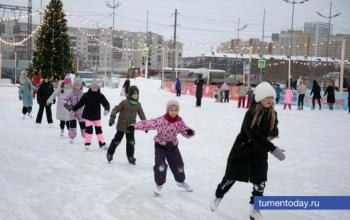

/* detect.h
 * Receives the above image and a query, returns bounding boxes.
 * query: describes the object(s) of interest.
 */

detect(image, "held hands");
[103,110,109,116]
[186,128,194,136]
[271,147,286,161]
[64,103,73,111]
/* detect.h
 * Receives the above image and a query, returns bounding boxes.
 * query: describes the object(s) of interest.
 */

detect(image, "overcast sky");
[3,0,350,56]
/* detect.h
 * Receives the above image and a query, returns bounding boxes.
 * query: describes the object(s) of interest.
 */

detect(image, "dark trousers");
[60,120,70,130]
[108,130,135,158]
[312,97,321,109]
[238,96,245,108]
[22,106,32,114]
[215,163,265,204]
[298,94,305,109]
[328,103,334,110]
[176,90,181,96]
[36,104,53,124]
[154,142,185,185]
[196,96,202,107]
[224,90,229,103]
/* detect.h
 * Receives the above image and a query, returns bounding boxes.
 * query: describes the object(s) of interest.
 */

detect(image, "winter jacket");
[324,86,335,104]
[64,89,84,122]
[297,84,307,94]
[175,78,181,91]
[72,89,110,120]
[134,115,195,146]
[110,99,146,133]
[195,78,204,98]
[228,105,278,183]
[32,72,41,87]
[47,81,73,121]
[310,82,321,99]
[19,77,33,107]
[36,81,54,105]
[284,89,293,104]
[237,84,247,97]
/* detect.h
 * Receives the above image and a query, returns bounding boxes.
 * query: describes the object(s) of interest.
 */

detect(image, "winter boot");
[27,113,32,118]
[154,185,163,196]
[210,196,222,212]
[69,139,74,144]
[99,141,107,150]
[84,143,90,150]
[60,129,64,137]
[107,153,113,163]
[249,204,263,220]
[176,181,193,192]
[128,156,136,165]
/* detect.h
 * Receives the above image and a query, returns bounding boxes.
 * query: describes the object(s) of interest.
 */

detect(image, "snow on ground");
[0,78,350,220]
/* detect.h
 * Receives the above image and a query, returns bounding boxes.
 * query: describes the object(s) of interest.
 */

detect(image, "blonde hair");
[251,103,276,130]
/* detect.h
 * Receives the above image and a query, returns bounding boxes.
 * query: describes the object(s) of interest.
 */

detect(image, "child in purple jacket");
[132,100,195,196]
[64,78,85,143]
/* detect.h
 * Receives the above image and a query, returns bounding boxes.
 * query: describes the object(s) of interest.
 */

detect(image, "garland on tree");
[32,0,73,81]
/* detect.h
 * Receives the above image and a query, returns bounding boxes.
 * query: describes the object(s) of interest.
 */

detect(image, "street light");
[105,0,122,74]
[234,17,247,75]
[316,2,341,74]
[283,0,309,88]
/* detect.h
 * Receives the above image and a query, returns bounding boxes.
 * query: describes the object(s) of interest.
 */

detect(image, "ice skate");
[176,182,193,192]
[22,114,26,120]
[69,139,74,144]
[249,205,263,220]
[84,143,90,150]
[106,153,113,163]
[154,185,162,196]
[60,129,64,137]
[27,113,32,118]
[210,196,222,212]
[128,156,136,165]
[99,142,107,150]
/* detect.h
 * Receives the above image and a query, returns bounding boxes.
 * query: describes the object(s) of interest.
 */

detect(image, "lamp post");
[105,0,122,74]
[283,0,309,88]
[316,2,341,74]
[234,17,247,75]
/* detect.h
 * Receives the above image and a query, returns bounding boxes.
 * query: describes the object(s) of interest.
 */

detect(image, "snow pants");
[154,142,185,186]
[84,120,105,145]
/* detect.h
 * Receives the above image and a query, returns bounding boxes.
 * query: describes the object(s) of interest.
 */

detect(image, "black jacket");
[227,105,278,183]
[324,86,335,103]
[37,81,54,105]
[195,78,204,98]
[73,89,110,120]
[310,83,321,99]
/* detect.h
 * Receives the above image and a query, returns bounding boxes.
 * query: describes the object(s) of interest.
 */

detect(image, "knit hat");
[128,85,139,97]
[166,99,180,112]
[90,79,100,90]
[254,82,276,102]
[73,77,82,86]
[64,75,72,84]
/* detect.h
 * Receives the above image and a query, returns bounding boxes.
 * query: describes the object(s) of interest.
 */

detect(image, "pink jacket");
[284,89,293,104]
[134,115,195,146]
[64,90,84,122]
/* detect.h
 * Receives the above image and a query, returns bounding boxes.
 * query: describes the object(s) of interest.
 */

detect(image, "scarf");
[164,113,178,123]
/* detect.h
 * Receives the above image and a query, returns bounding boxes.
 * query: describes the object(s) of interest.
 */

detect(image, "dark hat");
[128,85,139,97]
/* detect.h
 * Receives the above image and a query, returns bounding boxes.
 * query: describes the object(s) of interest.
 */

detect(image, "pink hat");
[64,75,72,84]
[166,99,180,112]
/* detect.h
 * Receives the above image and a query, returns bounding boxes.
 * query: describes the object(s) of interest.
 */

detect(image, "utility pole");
[316,2,341,74]
[234,18,247,75]
[28,0,32,60]
[172,9,179,78]
[145,10,149,78]
[261,9,265,55]
[105,0,122,74]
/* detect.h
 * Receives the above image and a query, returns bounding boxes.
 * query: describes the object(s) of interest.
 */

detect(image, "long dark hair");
[250,102,276,131]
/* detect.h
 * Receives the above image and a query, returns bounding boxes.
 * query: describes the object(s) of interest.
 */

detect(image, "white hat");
[254,82,276,102]
[90,79,100,90]
[166,100,180,112]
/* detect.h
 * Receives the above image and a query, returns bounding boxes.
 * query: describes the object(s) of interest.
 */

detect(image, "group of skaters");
[17,70,348,220]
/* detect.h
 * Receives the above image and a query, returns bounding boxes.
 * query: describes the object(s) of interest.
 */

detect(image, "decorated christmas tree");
[32,0,72,81]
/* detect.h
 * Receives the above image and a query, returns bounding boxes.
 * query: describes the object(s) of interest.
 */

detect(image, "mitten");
[186,128,194,136]
[271,147,286,161]
[109,119,115,127]
[52,99,56,104]
[19,96,22,101]
[103,110,109,116]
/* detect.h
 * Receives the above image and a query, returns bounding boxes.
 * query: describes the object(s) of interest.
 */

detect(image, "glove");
[64,103,73,111]
[46,100,51,106]
[19,96,22,101]
[127,125,135,132]
[271,147,286,161]
[103,110,109,116]
[109,119,115,127]
[186,129,194,136]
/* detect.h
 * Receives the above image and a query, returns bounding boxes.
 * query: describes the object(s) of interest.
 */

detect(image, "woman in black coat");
[310,80,322,110]
[35,77,54,125]
[210,82,286,219]
[194,74,204,107]
[323,81,335,110]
